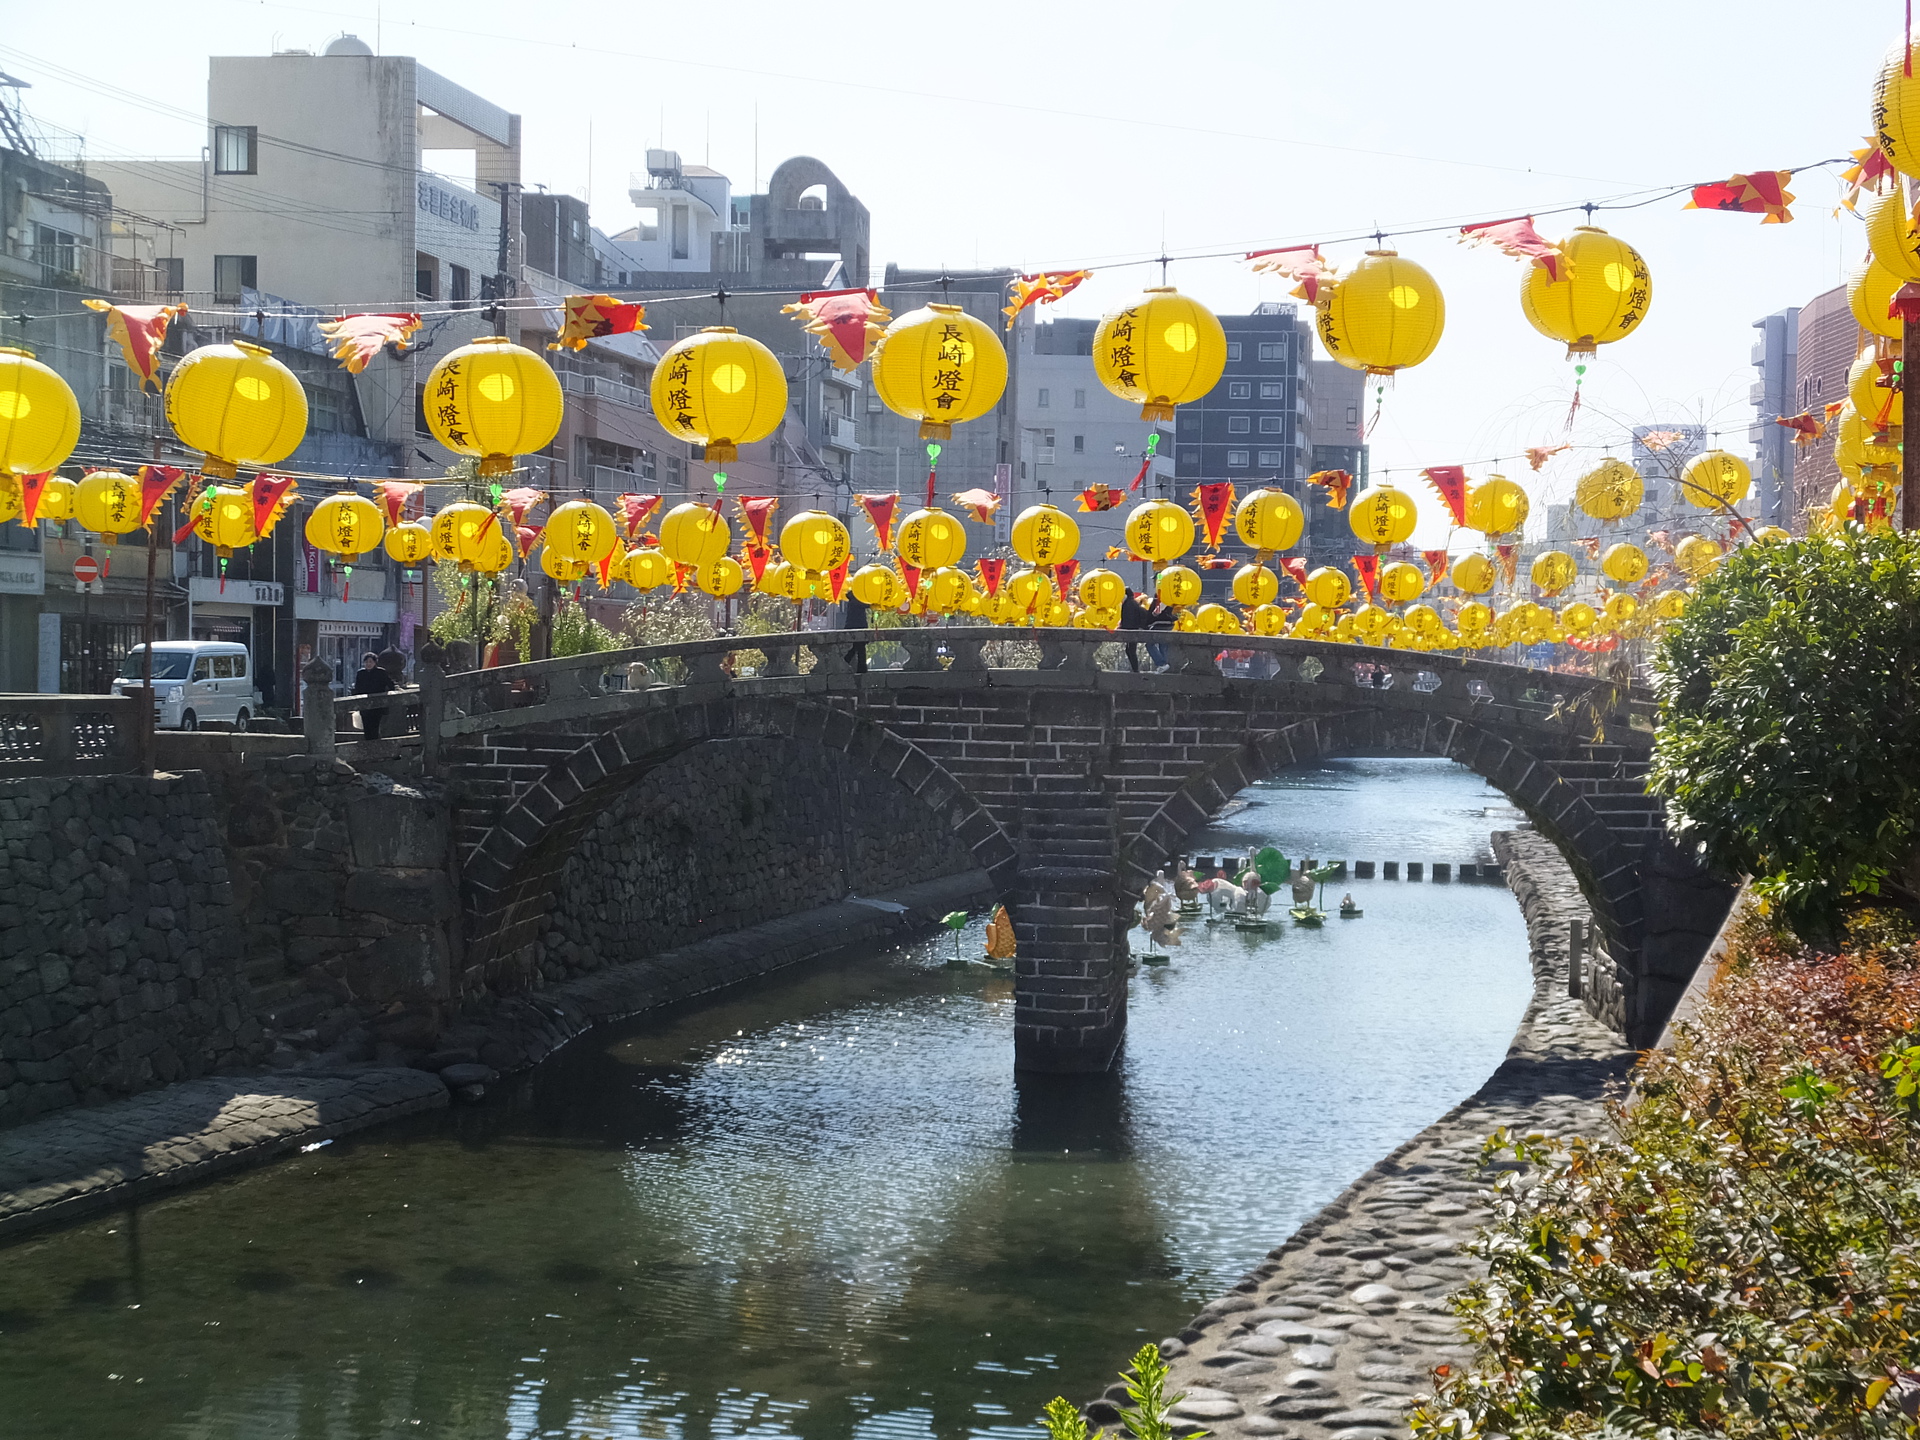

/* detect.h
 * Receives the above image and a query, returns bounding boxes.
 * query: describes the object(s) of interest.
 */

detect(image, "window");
[1260,382,1283,399]
[415,252,437,300]
[1178,410,1200,432]
[1257,450,1283,466]
[212,656,234,679]
[213,125,257,175]
[1259,416,1283,434]
[1228,416,1251,434]
[212,253,257,302]
[449,264,470,303]
[1228,381,1252,400]
[1226,449,1250,467]
[671,205,690,260]
[33,225,76,279]
[1037,387,1050,408]
[866,389,882,413]
[157,256,184,294]
[1259,342,1286,362]
[1346,404,1359,425]
[1072,434,1085,454]
[193,657,213,681]
[637,206,660,242]
[570,217,586,243]
[1226,342,1242,362]
[1073,388,1086,409]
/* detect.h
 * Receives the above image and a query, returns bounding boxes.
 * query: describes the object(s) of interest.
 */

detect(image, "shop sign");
[0,553,44,595]
[188,577,284,606]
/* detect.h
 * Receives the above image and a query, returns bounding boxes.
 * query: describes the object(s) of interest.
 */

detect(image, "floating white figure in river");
[1141,871,1182,947]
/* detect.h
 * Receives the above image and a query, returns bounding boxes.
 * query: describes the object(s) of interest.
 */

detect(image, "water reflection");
[0,758,1529,1440]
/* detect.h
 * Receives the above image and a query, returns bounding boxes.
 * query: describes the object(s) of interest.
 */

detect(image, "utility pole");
[486,179,519,338]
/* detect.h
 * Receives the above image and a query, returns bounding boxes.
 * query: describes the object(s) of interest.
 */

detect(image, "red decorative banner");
[498,487,546,527]
[743,544,770,583]
[1686,169,1795,223]
[1244,245,1336,303]
[1279,556,1309,587]
[1077,482,1125,512]
[1525,443,1569,471]
[1306,469,1352,509]
[615,493,663,541]
[856,492,899,552]
[379,480,424,528]
[250,475,298,538]
[1196,554,1235,570]
[1351,553,1379,599]
[1002,270,1091,329]
[1495,542,1519,585]
[1191,482,1235,548]
[18,473,51,526]
[596,553,614,589]
[319,313,422,373]
[172,486,205,545]
[549,295,648,352]
[784,289,890,369]
[735,495,780,553]
[824,557,851,603]
[975,557,1006,596]
[137,465,184,525]
[1775,411,1825,445]
[1457,217,1564,279]
[1422,549,1451,586]
[1420,465,1469,528]
[1053,558,1081,600]
[516,525,541,561]
[901,561,923,599]
[671,562,693,595]
[1840,141,1898,212]
[951,488,1001,524]
[83,300,186,391]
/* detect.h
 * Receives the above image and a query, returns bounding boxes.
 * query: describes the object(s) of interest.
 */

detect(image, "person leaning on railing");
[352,652,396,739]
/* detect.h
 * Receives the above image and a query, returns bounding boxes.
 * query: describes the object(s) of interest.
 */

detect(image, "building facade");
[1791,283,1856,533]
[1748,306,1800,528]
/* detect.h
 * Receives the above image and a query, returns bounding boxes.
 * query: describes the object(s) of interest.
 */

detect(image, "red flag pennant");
[1279,556,1309,587]
[1576,535,1603,561]
[377,480,424,528]
[1841,141,1898,212]
[736,495,780,553]
[1190,482,1235,548]
[596,553,614,589]
[1422,549,1451,586]
[744,544,771,583]
[1495,543,1520,585]
[137,465,183,526]
[784,288,890,369]
[1244,245,1336,303]
[498,487,546,527]
[1002,270,1092,328]
[1525,444,1570,471]
[1053,558,1080,599]
[671,562,693,595]
[976,557,1007,596]
[856,492,899,552]
[172,485,207,545]
[1420,466,1469,528]
[83,300,186,391]
[901,561,923,599]
[1306,469,1352,509]
[1775,411,1825,445]
[549,295,648,352]
[1686,170,1795,223]
[1077,482,1125,512]
[318,313,422,373]
[617,492,663,540]
[1350,553,1379,600]
[951,488,1001,524]
[250,474,297,538]
[1196,554,1235,570]
[18,473,50,526]
[516,525,541,561]
[824,557,851,603]
[1457,217,1565,280]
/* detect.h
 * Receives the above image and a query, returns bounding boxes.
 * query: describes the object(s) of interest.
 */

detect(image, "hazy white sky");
[0,0,1886,539]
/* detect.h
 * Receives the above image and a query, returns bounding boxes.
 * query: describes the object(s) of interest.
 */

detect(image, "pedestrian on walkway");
[352,651,396,739]
[1120,590,1172,672]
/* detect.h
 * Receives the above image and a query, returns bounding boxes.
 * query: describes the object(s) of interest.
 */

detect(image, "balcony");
[825,414,860,453]
[559,369,649,411]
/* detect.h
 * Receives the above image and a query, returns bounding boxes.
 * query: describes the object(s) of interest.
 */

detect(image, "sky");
[0,0,1887,542]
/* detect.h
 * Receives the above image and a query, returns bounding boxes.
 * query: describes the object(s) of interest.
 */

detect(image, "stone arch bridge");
[404,627,1730,1071]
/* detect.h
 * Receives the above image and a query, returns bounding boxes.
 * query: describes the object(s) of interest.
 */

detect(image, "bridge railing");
[425,628,1655,741]
[0,695,143,776]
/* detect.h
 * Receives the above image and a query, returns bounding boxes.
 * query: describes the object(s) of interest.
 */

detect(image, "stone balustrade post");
[416,643,447,774]
[302,657,336,757]
[43,706,75,770]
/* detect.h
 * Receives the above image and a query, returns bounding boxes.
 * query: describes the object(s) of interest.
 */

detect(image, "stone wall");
[0,773,264,1129]
[534,737,979,983]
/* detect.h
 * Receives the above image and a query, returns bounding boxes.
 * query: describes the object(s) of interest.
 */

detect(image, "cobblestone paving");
[1093,830,1635,1439]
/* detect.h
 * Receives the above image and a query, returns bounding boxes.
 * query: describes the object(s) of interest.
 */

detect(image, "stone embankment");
[1092,828,1633,1440]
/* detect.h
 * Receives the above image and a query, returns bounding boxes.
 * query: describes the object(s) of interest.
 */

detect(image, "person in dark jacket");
[842,595,869,673]
[1120,591,1172,672]
[351,651,396,738]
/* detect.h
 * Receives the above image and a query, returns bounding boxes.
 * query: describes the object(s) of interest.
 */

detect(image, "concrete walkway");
[1092,829,1635,1440]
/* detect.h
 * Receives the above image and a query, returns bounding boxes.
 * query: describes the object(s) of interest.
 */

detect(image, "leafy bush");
[1040,1344,1201,1440]
[1650,525,1920,938]
[1414,908,1920,1440]
[550,593,616,657]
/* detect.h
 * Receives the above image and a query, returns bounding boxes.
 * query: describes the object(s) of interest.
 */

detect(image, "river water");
[0,758,1531,1440]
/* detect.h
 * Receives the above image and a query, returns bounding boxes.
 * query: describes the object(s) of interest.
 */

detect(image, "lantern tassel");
[1128,432,1162,492]
[711,470,728,515]
[342,561,353,602]
[1565,363,1587,432]
[924,443,942,508]
[1364,384,1386,439]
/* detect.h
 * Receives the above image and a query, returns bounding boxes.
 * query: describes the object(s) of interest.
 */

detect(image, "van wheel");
[234,709,250,733]
[180,710,198,732]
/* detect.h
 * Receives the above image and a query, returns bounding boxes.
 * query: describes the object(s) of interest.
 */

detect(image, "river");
[0,757,1531,1440]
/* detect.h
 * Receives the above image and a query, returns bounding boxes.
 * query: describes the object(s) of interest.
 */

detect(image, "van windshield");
[116,649,194,681]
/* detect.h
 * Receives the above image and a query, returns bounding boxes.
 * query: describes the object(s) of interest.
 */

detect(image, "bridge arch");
[454,695,1018,992]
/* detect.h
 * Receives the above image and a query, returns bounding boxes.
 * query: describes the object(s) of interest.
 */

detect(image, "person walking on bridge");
[352,651,396,740]
[1120,590,1171,673]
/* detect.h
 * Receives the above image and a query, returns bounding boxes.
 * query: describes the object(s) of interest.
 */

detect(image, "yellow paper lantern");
[923,566,973,613]
[695,556,745,597]
[1194,602,1238,634]
[73,470,144,538]
[1010,504,1081,566]
[423,336,564,477]
[871,304,1007,441]
[1600,542,1648,584]
[305,492,385,563]
[625,548,674,591]
[1848,345,1902,432]
[1876,40,1920,179]
[1464,475,1529,536]
[1331,614,1356,642]
[1123,498,1196,562]
[1404,603,1443,634]
[429,501,500,567]
[1680,451,1751,510]
[897,507,967,570]
[385,522,433,565]
[1156,565,1202,607]
[1864,184,1920,279]
[1351,603,1392,641]
[649,327,785,464]
[1559,601,1597,633]
[1078,567,1128,610]
[1291,602,1329,637]
[1834,402,1902,468]
[1651,588,1689,620]
[1303,566,1351,609]
[1450,552,1495,595]
[658,502,731,566]
[1247,603,1287,636]
[1603,592,1639,625]
[780,510,852,574]
[1232,563,1280,607]
[987,589,1024,624]
[1519,228,1651,356]
[1751,525,1791,544]
[1316,249,1445,376]
[1849,256,1906,341]
[1347,484,1418,546]
[1234,487,1304,552]
[756,559,793,597]
[1171,609,1200,633]
[1376,561,1425,604]
[1455,602,1493,637]
[0,347,81,479]
[1092,287,1228,421]
[849,563,904,609]
[191,484,255,556]
[1530,550,1577,595]
[35,474,76,523]
[1082,604,1120,629]
[1005,567,1053,610]
[545,500,618,565]
[166,340,308,479]
[1574,458,1643,521]
[1674,534,1723,578]
[540,543,591,584]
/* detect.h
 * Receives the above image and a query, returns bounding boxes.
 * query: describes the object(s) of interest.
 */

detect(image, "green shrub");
[1650,525,1920,938]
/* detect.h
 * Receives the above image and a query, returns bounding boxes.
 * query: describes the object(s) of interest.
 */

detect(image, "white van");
[111,642,263,731]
